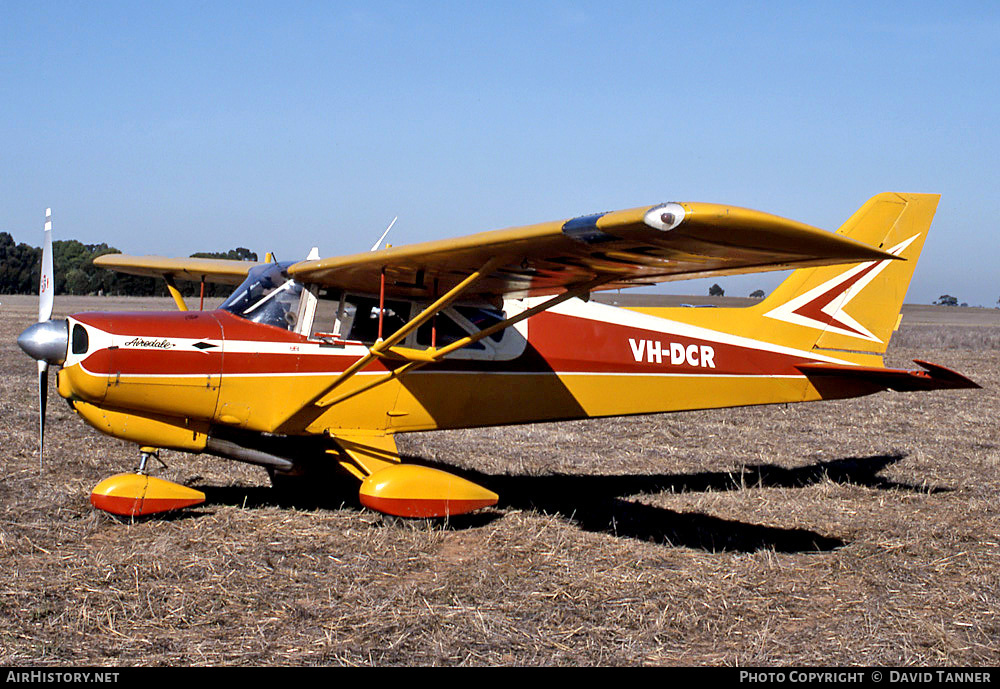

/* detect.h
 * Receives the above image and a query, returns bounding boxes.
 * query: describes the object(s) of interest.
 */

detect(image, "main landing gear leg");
[136,446,168,475]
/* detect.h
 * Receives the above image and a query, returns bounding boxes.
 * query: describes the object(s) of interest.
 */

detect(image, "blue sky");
[2,1,997,305]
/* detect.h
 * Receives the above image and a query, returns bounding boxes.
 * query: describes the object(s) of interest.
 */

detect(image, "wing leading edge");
[93,254,264,285]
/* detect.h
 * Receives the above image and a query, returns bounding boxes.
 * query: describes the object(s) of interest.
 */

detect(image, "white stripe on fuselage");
[539,298,856,366]
[74,297,856,377]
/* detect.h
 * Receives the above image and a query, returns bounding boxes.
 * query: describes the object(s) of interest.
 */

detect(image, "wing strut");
[373,274,610,367]
[163,275,189,312]
[310,275,608,412]
[274,269,610,433]
[273,258,499,431]
[320,257,501,393]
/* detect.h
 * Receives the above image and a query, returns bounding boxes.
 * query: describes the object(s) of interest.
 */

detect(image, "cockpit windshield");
[220,262,303,330]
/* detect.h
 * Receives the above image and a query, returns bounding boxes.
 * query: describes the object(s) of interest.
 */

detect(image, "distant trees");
[709,283,725,297]
[0,233,258,296]
[0,232,38,294]
[749,289,766,299]
[189,248,259,297]
[935,294,959,306]
[0,232,153,296]
[52,239,122,295]
[191,247,258,262]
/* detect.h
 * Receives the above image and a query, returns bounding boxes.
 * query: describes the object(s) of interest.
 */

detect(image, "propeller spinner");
[17,209,68,465]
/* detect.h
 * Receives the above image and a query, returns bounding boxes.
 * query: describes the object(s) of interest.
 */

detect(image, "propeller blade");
[37,359,48,467]
[37,208,54,467]
[39,208,54,322]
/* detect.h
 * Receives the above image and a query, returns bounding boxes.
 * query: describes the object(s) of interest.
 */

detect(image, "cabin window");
[345,297,409,343]
[305,292,524,361]
[453,306,505,342]
[416,311,485,350]
[310,291,409,345]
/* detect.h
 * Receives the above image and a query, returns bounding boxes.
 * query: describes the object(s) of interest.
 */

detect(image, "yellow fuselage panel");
[71,399,209,452]
[386,372,825,432]
[216,372,398,433]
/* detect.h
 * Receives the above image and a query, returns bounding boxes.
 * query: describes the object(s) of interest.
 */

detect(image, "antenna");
[370,216,397,252]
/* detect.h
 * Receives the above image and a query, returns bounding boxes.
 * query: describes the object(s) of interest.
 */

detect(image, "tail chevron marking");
[762,233,919,344]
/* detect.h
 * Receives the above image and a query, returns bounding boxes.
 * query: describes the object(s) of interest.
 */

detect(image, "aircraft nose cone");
[18,319,68,365]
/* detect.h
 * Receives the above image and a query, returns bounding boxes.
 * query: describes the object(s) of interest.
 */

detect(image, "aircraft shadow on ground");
[200,452,946,554]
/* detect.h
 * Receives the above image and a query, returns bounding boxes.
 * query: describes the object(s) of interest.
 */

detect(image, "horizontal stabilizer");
[796,360,980,392]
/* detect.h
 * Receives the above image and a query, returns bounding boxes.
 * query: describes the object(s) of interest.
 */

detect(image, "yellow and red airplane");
[17,193,978,518]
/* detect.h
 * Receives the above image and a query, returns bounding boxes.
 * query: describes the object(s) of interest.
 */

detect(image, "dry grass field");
[1,294,997,666]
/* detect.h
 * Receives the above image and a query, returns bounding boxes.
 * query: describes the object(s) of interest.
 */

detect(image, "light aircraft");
[17,193,978,518]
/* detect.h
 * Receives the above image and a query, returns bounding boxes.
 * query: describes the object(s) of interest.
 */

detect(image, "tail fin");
[754,193,938,358]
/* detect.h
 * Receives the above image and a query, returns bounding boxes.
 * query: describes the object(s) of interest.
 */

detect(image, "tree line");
[0,232,257,297]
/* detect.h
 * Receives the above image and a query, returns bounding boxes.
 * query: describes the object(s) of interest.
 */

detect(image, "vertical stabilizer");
[755,193,939,356]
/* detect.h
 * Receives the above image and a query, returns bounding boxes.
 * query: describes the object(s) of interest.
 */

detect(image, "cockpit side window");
[310,289,347,339]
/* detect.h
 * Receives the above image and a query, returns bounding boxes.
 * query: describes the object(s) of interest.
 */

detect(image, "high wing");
[93,254,263,285]
[288,202,900,300]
